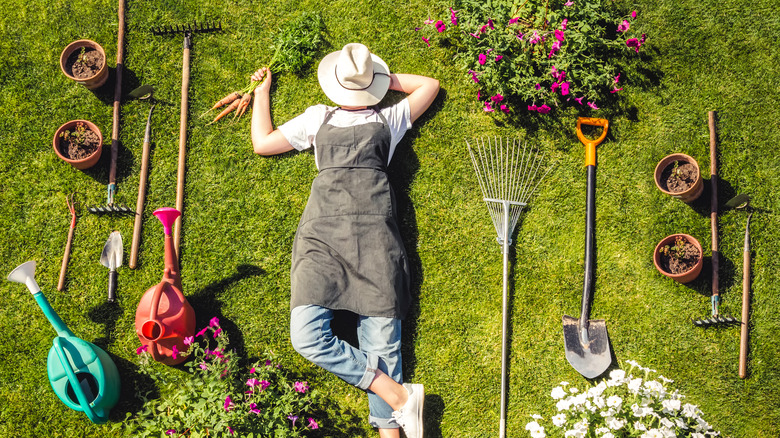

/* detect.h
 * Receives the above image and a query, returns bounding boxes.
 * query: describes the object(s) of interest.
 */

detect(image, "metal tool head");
[151,21,222,36]
[100,231,124,270]
[128,84,155,101]
[562,315,611,379]
[725,193,751,210]
[692,314,740,328]
[88,204,135,215]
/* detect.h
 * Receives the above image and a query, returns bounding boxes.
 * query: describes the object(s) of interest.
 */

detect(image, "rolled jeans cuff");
[355,352,379,390]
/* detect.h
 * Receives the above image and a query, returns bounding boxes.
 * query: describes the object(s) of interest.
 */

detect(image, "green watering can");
[7,261,121,424]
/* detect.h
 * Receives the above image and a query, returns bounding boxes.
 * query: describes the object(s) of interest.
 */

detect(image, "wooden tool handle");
[708,111,719,299]
[57,226,75,291]
[173,36,191,257]
[739,248,750,378]
[109,0,126,188]
[130,137,151,269]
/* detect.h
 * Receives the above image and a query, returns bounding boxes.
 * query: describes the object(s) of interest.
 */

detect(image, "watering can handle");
[52,337,103,423]
[576,117,609,167]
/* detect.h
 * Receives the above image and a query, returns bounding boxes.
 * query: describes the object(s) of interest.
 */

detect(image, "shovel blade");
[562,315,611,379]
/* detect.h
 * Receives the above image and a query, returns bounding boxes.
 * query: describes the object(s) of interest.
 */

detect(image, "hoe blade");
[562,315,611,379]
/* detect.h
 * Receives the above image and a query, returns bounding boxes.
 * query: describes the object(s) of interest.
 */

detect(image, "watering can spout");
[7,261,41,294]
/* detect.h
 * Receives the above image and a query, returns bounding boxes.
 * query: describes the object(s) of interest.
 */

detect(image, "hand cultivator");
[467,137,553,438]
[152,21,222,256]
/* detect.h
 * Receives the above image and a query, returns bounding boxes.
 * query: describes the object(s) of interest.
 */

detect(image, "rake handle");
[130,116,153,269]
[709,111,720,308]
[108,0,126,202]
[173,34,191,258]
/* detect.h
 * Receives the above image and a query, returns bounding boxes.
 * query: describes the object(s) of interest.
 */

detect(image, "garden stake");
[152,21,222,256]
[563,117,612,379]
[692,111,738,328]
[89,0,133,216]
[57,193,77,291]
[467,137,553,438]
[130,86,156,269]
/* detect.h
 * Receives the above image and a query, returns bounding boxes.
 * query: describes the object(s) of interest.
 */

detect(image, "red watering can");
[135,207,195,365]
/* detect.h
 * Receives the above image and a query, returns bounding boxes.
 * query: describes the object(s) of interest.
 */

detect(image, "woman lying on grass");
[250,43,439,438]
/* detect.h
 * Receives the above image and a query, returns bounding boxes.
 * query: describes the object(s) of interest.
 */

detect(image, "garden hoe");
[89,0,134,215]
[692,111,738,328]
[152,22,222,256]
[6,261,121,423]
[129,85,156,269]
[724,193,754,378]
[563,117,612,380]
[467,137,553,438]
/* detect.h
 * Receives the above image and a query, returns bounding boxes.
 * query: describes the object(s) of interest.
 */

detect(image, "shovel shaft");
[581,164,596,324]
[709,111,720,304]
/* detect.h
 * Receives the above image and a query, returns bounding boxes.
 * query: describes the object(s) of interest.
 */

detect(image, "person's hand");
[250,67,272,96]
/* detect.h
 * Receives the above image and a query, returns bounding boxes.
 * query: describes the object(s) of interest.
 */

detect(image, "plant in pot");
[59,39,108,89]
[53,120,103,170]
[653,233,703,283]
[654,153,703,203]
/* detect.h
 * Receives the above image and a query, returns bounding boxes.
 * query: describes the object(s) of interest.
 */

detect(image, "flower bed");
[416,0,646,114]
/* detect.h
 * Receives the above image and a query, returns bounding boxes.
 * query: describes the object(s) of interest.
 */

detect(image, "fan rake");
[467,137,553,438]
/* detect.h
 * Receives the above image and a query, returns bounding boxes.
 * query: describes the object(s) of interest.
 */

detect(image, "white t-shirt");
[278,99,412,167]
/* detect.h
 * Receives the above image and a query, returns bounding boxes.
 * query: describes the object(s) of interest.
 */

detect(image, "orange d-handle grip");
[576,117,609,167]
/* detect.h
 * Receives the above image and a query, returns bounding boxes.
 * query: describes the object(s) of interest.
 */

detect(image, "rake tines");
[88,204,135,215]
[151,21,222,36]
[692,314,740,328]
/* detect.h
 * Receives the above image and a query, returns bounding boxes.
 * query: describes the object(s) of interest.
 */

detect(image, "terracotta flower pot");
[654,153,704,203]
[59,39,109,90]
[653,233,703,283]
[53,120,103,170]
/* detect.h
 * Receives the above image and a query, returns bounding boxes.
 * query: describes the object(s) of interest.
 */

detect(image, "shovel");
[563,117,612,379]
[100,231,123,302]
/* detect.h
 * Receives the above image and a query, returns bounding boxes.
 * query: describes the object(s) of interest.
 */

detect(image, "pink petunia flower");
[209,317,220,328]
[535,83,542,90]
[183,336,194,346]
[500,104,510,113]
[165,430,176,436]
[247,378,260,387]
[435,20,446,32]
[294,381,309,393]
[288,415,299,427]
[587,101,599,109]
[250,367,256,373]
[421,36,430,47]
[561,82,570,95]
[631,10,638,18]
[508,17,520,25]
[565,0,574,5]
[626,34,646,52]
[551,82,560,93]
[478,53,487,65]
[424,17,434,25]
[484,101,495,112]
[487,19,495,29]
[224,395,234,411]
[549,40,562,58]
[199,362,208,370]
[491,94,504,103]
[468,70,480,83]
[261,380,271,390]
[450,8,458,25]
[614,73,621,83]
[228,426,234,435]
[561,19,568,30]
[529,31,541,44]
[617,20,630,32]
[537,104,552,114]
[136,345,148,355]
[555,29,565,42]
[213,328,222,338]
[575,96,584,105]
[495,54,503,61]
[611,86,623,93]
[196,326,209,337]
[528,104,538,111]
[171,344,179,360]
[250,403,261,414]
[308,418,320,429]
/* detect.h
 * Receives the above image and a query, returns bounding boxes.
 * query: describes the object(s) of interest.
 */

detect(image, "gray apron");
[290,108,411,319]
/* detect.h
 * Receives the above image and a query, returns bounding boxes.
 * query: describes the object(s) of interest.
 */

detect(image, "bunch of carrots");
[202,77,264,124]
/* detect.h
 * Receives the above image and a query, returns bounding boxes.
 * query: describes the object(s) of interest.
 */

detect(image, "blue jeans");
[290,305,402,429]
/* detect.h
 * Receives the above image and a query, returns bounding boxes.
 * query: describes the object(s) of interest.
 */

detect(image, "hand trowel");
[100,231,123,302]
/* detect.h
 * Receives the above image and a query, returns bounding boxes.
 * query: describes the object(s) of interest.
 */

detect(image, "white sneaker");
[391,383,424,438]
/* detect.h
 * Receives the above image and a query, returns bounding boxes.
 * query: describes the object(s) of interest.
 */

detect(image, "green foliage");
[269,12,327,75]
[121,319,322,437]
[415,0,645,114]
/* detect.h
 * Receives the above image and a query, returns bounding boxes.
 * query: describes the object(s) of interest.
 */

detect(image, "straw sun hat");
[317,43,391,107]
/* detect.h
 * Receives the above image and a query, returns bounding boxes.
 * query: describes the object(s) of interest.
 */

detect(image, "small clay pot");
[653,233,703,283]
[59,40,109,89]
[53,120,103,170]
[654,153,704,203]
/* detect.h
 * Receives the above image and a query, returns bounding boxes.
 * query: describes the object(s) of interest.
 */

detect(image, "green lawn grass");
[1,0,779,436]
